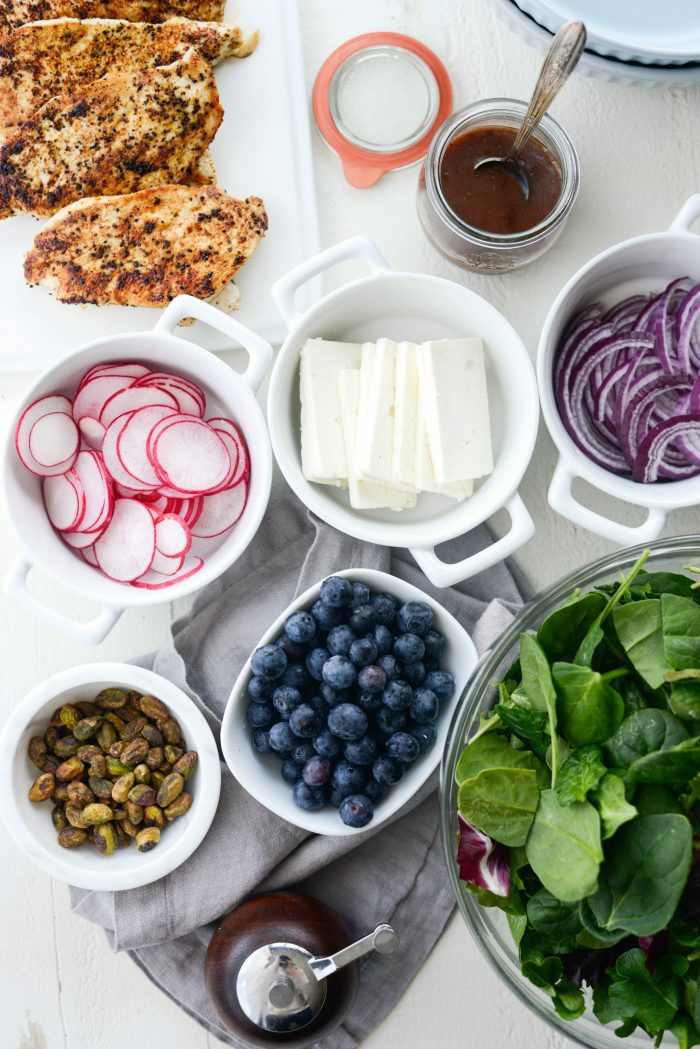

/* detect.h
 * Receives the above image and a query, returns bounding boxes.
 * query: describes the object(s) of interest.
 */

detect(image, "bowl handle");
[409,494,534,588]
[4,554,122,645]
[548,458,667,545]
[154,295,273,394]
[272,236,392,327]
[670,194,700,233]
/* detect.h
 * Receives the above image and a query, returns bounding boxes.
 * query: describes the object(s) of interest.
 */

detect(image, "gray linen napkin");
[70,496,530,1047]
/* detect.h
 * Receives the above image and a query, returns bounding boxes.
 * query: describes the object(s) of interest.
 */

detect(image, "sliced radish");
[99,386,178,428]
[207,429,240,491]
[155,514,191,557]
[61,526,105,550]
[136,372,205,409]
[80,363,151,388]
[81,545,99,566]
[29,412,79,468]
[135,375,204,417]
[73,375,135,423]
[16,394,76,476]
[72,451,113,533]
[167,496,203,526]
[78,416,106,450]
[131,555,203,590]
[151,549,185,575]
[43,471,85,531]
[94,499,156,582]
[208,418,249,486]
[152,419,231,493]
[191,479,248,538]
[102,415,160,493]
[117,405,177,486]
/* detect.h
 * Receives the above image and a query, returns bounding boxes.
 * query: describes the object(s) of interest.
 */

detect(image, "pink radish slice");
[99,385,178,428]
[208,418,249,486]
[43,471,85,531]
[73,375,136,423]
[80,363,151,388]
[117,405,177,486]
[72,451,113,533]
[102,415,160,493]
[207,429,240,491]
[136,376,204,418]
[94,499,156,582]
[131,555,203,590]
[16,394,77,476]
[155,514,191,557]
[78,416,106,450]
[29,412,79,467]
[151,549,185,575]
[152,419,231,493]
[167,496,203,527]
[136,372,205,409]
[190,479,248,538]
[62,526,104,549]
[81,545,99,566]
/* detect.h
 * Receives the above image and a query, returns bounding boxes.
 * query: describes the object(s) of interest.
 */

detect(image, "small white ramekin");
[0,663,221,892]
[3,295,273,644]
[267,237,539,589]
[221,568,478,836]
[538,194,700,547]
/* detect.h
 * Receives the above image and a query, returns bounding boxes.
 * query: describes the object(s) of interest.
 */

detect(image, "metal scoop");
[474,20,586,199]
[236,923,399,1034]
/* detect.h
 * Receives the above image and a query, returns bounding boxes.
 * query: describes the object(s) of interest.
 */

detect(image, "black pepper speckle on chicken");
[1,0,226,26]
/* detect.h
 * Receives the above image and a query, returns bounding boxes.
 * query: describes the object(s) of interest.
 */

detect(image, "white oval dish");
[2,295,273,645]
[538,194,700,546]
[0,663,221,892]
[267,236,538,589]
[221,568,478,837]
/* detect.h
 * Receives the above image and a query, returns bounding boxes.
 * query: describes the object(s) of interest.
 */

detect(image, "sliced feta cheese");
[392,341,420,490]
[355,337,401,486]
[415,387,474,501]
[299,338,361,486]
[418,338,493,484]
[339,369,416,511]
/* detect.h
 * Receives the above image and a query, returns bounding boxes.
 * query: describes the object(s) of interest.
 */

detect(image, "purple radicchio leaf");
[456,814,510,897]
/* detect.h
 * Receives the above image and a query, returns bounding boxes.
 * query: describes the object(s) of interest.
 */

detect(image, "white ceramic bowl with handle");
[3,295,273,645]
[538,194,700,547]
[266,237,538,588]
[0,663,221,891]
[221,568,478,836]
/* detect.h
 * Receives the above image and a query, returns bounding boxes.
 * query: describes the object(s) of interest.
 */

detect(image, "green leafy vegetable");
[455,732,536,784]
[605,708,688,767]
[536,592,606,663]
[613,598,668,688]
[457,767,539,846]
[662,593,700,672]
[602,949,687,1038]
[574,550,650,667]
[592,773,637,839]
[519,634,559,786]
[627,737,700,784]
[526,888,583,953]
[495,689,549,761]
[555,745,607,805]
[552,662,624,746]
[525,789,602,902]
[634,783,683,815]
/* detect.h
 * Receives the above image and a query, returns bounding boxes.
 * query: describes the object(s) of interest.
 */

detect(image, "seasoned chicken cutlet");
[0,17,256,132]
[25,187,268,307]
[1,0,225,26]
[0,48,222,218]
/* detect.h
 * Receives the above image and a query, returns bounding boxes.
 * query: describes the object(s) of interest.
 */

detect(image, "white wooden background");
[5,1,700,1047]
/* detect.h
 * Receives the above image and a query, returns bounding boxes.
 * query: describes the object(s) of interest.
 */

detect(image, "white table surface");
[4,1,700,1047]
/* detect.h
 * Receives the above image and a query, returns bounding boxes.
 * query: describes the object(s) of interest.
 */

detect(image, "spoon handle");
[309,924,399,982]
[506,20,586,164]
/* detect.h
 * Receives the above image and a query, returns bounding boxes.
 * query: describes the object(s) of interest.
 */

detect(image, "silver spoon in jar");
[474,19,586,200]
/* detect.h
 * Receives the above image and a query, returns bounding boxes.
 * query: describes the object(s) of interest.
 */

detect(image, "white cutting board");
[0,0,319,371]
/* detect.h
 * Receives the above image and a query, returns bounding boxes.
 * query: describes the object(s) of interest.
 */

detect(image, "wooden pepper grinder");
[205,891,398,1048]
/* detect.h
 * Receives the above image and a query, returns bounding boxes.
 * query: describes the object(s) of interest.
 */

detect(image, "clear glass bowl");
[439,536,700,1049]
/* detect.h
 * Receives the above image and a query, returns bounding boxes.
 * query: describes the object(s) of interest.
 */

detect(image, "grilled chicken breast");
[25,186,268,307]
[1,0,226,26]
[0,17,255,132]
[0,48,222,218]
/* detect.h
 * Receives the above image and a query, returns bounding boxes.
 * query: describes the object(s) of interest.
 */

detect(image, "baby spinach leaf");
[526,888,584,953]
[495,699,549,761]
[613,598,667,688]
[631,571,700,602]
[574,551,650,668]
[525,789,602,902]
[669,678,700,722]
[520,633,559,785]
[507,911,528,946]
[457,767,539,847]
[627,737,700,784]
[671,1015,700,1049]
[634,783,683,815]
[615,675,654,716]
[605,708,688,767]
[455,732,535,784]
[586,813,692,936]
[552,662,624,746]
[605,948,685,1037]
[662,593,700,672]
[555,745,607,805]
[592,773,637,839]
[537,592,606,664]
[578,898,629,947]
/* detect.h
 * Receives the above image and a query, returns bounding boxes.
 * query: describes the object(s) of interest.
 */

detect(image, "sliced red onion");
[619,376,690,465]
[675,285,700,374]
[456,815,510,897]
[633,413,700,482]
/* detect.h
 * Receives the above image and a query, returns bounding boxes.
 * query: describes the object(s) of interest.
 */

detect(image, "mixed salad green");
[455,552,700,1046]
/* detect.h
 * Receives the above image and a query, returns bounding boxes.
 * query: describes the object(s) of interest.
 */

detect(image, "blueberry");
[251,643,287,680]
[378,654,400,681]
[322,655,357,690]
[247,675,273,701]
[339,794,374,828]
[293,780,326,811]
[327,624,356,657]
[329,787,346,807]
[393,633,425,664]
[272,685,302,719]
[397,600,434,637]
[401,661,426,687]
[292,740,315,765]
[289,703,323,738]
[350,637,378,667]
[410,687,439,724]
[276,634,308,661]
[371,624,393,656]
[386,731,420,767]
[306,646,330,681]
[319,682,349,708]
[320,575,353,608]
[305,695,326,717]
[410,723,437,754]
[281,759,302,785]
[370,592,397,626]
[269,721,297,754]
[382,680,413,711]
[423,657,440,673]
[422,629,447,662]
[350,581,370,609]
[424,670,456,701]
[252,729,272,753]
[328,703,368,741]
[246,702,275,728]
[302,755,331,787]
[344,735,378,766]
[331,760,367,795]
[313,728,342,759]
[280,663,313,692]
[376,707,407,736]
[311,598,343,631]
[357,664,387,694]
[284,609,317,644]
[357,689,383,713]
[365,777,390,804]
[349,603,377,633]
[372,754,404,786]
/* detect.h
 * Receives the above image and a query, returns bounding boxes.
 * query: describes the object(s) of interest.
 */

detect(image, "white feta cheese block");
[299,338,361,486]
[415,387,474,501]
[339,369,416,511]
[392,341,420,489]
[418,338,493,484]
[355,337,401,486]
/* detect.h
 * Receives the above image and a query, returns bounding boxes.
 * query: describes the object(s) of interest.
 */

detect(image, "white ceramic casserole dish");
[538,194,700,546]
[2,295,273,644]
[266,237,539,588]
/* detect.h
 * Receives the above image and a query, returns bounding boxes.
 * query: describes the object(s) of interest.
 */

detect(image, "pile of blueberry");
[246,575,455,828]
